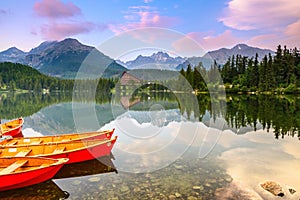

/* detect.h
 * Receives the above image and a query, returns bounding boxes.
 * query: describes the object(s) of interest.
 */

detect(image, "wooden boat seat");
[0,160,28,175]
[6,141,17,146]
[30,140,42,145]
[14,149,32,157]
[7,141,18,146]
[53,147,66,154]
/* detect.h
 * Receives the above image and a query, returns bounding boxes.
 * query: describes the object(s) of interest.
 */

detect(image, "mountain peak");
[4,47,25,54]
[57,38,86,48]
[150,51,171,62]
[233,44,249,51]
[151,51,170,57]
[125,51,185,69]
[29,41,58,55]
[0,47,26,63]
[60,38,80,44]
[204,44,274,64]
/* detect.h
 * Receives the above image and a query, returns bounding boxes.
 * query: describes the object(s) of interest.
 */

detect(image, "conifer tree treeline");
[0,62,115,92]
[179,45,300,93]
[220,45,300,92]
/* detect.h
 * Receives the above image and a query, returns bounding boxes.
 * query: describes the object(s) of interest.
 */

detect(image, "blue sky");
[1,0,299,58]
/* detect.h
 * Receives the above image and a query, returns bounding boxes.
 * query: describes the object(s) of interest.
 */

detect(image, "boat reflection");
[54,155,117,179]
[0,155,117,199]
[0,180,69,200]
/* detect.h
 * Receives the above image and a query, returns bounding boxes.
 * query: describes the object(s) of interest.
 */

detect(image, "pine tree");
[265,53,275,90]
[259,56,268,91]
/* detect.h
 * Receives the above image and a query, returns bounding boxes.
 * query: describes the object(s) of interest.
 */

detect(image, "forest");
[0,62,115,93]
[2,44,300,95]
[179,45,300,93]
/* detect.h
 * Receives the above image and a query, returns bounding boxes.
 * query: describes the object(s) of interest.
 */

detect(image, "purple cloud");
[0,9,7,15]
[40,22,97,40]
[110,6,179,34]
[34,0,81,19]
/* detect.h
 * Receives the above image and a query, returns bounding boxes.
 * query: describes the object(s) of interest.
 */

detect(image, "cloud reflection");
[218,130,300,199]
[100,113,225,173]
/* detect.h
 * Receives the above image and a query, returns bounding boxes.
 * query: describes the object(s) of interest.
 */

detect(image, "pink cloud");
[246,20,300,49]
[144,0,153,3]
[110,6,179,34]
[220,0,300,31]
[247,34,283,50]
[39,22,97,40]
[173,30,242,52]
[286,19,300,36]
[34,0,81,19]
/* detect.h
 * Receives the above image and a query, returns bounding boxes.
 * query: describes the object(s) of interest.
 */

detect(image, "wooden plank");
[0,160,28,175]
[30,140,42,145]
[14,149,32,157]
[7,141,18,146]
[52,146,66,154]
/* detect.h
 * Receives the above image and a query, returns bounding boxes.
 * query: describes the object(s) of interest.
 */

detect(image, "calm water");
[1,92,300,199]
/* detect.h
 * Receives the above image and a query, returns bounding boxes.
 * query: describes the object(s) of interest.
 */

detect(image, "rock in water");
[288,188,296,195]
[260,181,284,197]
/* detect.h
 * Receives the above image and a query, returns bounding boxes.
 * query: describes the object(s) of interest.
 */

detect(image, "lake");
[1,92,300,199]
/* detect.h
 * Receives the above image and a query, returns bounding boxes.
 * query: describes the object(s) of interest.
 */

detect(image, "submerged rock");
[215,181,263,200]
[288,188,296,195]
[88,177,100,182]
[260,181,284,197]
[174,192,182,197]
[192,186,204,190]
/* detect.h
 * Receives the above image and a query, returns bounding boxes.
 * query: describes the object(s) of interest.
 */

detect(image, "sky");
[1,0,300,58]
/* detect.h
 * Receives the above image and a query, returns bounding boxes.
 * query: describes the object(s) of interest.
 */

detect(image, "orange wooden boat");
[0,118,24,137]
[0,129,115,147]
[0,157,68,191]
[0,136,117,164]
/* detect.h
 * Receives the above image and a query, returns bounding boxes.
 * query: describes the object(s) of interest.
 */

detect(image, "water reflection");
[217,130,300,199]
[0,157,117,199]
[2,92,300,140]
[1,92,300,199]
[0,180,70,200]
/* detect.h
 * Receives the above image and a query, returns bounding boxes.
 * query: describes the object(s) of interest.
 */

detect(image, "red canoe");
[0,157,68,191]
[0,136,117,164]
[0,129,115,147]
[0,118,24,137]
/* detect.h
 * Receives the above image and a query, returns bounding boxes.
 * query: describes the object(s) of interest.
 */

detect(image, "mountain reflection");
[1,92,300,140]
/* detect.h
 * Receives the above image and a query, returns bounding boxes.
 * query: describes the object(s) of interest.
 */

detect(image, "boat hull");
[46,138,117,164]
[0,157,68,191]
[0,137,117,164]
[1,118,24,137]
[0,129,115,147]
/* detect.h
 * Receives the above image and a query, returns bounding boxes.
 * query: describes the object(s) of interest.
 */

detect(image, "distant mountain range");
[203,44,274,64]
[0,40,274,78]
[121,44,274,70]
[122,51,185,70]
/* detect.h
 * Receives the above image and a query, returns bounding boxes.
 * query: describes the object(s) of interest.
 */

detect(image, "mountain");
[102,60,128,78]
[24,38,115,78]
[129,69,180,81]
[28,41,58,55]
[175,57,215,70]
[204,44,274,64]
[125,51,185,70]
[0,47,27,63]
[175,60,192,71]
[0,42,274,78]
